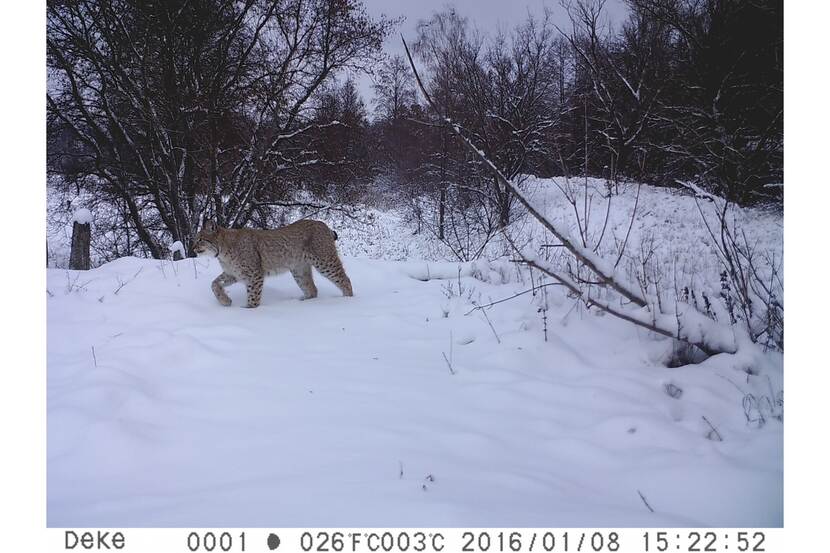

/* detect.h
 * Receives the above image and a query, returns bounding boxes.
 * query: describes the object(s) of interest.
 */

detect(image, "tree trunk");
[438,186,446,240]
[498,177,511,228]
[499,195,510,228]
[69,222,91,270]
[438,129,447,240]
[120,187,163,259]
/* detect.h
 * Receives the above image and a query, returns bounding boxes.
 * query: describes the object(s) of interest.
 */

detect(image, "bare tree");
[625,0,783,202]
[372,54,417,122]
[557,0,668,184]
[48,0,393,257]
[411,9,564,236]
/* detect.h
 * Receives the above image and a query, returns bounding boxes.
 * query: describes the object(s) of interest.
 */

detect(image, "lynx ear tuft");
[202,220,217,233]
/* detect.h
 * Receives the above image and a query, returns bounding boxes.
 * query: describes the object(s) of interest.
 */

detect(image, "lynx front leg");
[211,273,237,306]
[245,271,264,308]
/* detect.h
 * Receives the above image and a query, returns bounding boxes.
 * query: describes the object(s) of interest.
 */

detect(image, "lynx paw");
[217,295,232,306]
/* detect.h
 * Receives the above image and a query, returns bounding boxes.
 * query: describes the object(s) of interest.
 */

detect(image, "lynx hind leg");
[291,263,318,300]
[311,254,353,297]
[244,271,264,308]
[211,273,237,306]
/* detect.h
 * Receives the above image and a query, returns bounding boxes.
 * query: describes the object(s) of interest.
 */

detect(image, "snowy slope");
[47,253,782,527]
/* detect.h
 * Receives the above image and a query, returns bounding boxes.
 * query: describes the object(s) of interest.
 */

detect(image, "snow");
[47,177,783,527]
[72,208,92,225]
[47,254,782,527]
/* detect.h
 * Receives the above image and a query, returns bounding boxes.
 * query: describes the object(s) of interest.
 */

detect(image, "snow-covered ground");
[47,179,783,527]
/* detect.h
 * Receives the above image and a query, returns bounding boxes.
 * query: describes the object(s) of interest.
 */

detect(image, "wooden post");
[69,210,91,270]
[170,240,186,261]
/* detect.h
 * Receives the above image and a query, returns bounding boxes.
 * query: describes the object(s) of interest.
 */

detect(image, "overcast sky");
[353,0,630,115]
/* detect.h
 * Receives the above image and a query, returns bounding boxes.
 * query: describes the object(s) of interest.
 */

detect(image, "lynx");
[193,219,353,308]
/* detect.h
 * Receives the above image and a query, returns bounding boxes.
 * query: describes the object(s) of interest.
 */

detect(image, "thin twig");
[593,186,613,253]
[442,352,455,375]
[465,283,563,315]
[717,374,746,395]
[441,331,456,375]
[479,309,502,344]
[702,415,723,441]
[614,181,641,268]
[114,266,143,295]
[637,490,655,513]
[91,346,97,367]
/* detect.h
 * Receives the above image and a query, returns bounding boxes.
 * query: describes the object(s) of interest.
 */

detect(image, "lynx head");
[193,220,221,257]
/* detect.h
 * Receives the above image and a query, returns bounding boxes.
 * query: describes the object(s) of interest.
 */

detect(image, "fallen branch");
[506,235,730,356]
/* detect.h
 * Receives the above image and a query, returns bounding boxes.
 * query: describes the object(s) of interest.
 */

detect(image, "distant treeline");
[48,0,782,258]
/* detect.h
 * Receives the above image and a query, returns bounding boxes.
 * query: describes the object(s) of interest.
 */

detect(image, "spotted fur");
[193,219,353,308]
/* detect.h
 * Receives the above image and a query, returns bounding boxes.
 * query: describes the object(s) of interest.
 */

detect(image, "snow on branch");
[676,179,724,204]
